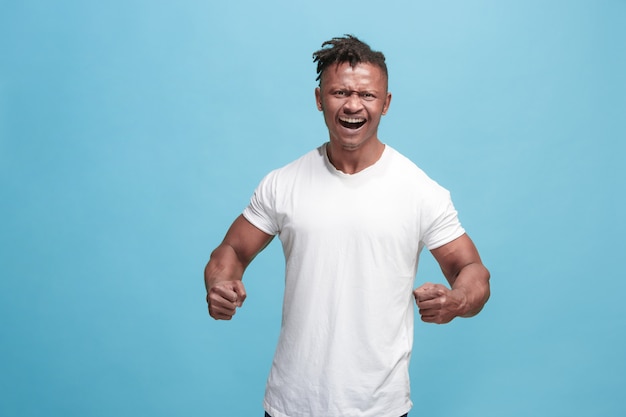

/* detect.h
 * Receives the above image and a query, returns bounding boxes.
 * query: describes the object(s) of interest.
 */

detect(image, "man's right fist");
[207,280,247,320]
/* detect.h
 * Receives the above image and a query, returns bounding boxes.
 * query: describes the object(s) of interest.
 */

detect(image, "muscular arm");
[204,215,274,320]
[414,234,490,323]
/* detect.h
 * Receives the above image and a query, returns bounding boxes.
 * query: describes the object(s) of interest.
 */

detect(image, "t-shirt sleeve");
[421,191,466,250]
[242,170,280,236]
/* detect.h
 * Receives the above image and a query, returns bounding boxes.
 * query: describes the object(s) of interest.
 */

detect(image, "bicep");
[222,215,274,267]
[430,233,484,285]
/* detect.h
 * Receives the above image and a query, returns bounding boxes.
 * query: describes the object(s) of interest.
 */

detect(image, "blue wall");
[1,1,625,416]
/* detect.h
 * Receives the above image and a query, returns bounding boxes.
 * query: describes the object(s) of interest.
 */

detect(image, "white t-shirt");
[243,143,465,417]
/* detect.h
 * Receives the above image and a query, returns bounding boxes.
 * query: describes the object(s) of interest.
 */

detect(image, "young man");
[205,35,490,417]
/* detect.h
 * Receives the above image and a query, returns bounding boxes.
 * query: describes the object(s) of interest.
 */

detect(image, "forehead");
[321,62,387,89]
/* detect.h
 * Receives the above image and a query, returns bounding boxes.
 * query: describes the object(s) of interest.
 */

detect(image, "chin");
[336,135,373,150]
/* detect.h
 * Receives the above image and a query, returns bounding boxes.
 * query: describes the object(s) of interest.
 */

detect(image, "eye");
[360,92,375,100]
[333,90,347,97]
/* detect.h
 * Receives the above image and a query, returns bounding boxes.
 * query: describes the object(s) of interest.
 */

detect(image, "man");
[205,35,490,417]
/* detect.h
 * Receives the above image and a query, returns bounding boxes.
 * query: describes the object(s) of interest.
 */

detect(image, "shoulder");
[264,145,325,179]
[255,145,325,189]
[385,145,448,194]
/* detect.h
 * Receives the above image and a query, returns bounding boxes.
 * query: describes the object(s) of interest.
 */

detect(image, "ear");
[381,92,392,115]
[315,87,323,111]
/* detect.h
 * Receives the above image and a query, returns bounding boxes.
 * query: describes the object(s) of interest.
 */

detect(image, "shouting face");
[315,62,392,152]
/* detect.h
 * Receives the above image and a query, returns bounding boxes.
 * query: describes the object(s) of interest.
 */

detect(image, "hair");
[312,34,388,85]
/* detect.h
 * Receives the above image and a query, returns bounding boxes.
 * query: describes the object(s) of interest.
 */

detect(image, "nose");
[343,92,363,113]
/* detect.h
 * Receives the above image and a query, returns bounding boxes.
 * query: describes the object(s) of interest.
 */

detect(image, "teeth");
[340,117,365,124]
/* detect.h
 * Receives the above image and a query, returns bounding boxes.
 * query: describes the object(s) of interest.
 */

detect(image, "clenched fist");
[207,280,247,320]
[413,282,467,324]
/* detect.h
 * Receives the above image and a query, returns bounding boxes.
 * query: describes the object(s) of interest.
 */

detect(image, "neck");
[326,139,385,174]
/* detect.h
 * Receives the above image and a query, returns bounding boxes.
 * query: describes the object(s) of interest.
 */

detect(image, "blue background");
[1,1,625,416]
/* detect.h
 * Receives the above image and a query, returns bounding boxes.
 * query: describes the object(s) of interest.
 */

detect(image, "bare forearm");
[204,216,273,320]
[204,243,246,290]
[204,243,248,320]
[451,263,490,318]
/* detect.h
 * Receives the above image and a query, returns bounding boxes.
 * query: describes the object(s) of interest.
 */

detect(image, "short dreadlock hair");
[312,34,388,86]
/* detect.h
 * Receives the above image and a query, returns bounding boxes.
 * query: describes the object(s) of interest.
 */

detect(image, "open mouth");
[339,116,366,130]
